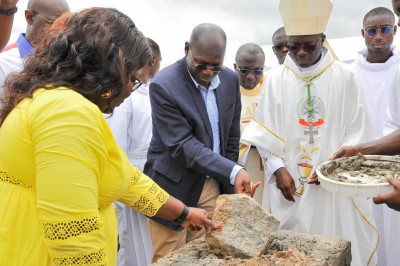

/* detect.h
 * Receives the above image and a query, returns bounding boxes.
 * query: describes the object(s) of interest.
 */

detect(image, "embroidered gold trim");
[130,183,169,217]
[352,199,379,266]
[42,215,102,241]
[284,58,335,82]
[52,248,106,265]
[252,119,285,143]
[0,171,33,190]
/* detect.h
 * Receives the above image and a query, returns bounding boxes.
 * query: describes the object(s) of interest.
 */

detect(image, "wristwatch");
[0,7,17,16]
[174,205,189,225]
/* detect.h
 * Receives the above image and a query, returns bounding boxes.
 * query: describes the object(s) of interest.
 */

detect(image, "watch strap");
[173,205,189,225]
[0,7,17,16]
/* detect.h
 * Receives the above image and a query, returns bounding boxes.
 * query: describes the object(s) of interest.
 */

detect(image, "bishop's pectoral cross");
[304,121,318,144]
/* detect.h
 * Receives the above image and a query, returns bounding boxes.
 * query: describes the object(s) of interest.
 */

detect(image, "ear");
[394,25,397,35]
[149,55,156,66]
[361,29,365,38]
[184,41,190,55]
[25,9,35,25]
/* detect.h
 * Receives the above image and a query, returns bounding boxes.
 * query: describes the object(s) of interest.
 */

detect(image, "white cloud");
[8,0,396,69]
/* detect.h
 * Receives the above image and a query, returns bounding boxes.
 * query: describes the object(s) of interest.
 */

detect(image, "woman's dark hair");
[0,7,152,125]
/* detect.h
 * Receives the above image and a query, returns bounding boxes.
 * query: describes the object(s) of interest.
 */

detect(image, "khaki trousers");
[150,178,220,263]
[245,147,265,205]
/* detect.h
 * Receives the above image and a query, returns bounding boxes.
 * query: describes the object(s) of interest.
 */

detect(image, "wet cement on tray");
[320,155,400,184]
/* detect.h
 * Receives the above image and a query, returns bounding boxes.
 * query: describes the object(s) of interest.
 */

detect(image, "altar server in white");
[352,7,400,266]
[106,38,162,266]
[241,0,377,265]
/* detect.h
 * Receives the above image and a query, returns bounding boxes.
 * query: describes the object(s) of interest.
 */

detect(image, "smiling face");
[288,34,324,68]
[362,13,396,57]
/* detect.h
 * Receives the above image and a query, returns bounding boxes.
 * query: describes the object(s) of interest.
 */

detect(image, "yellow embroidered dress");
[0,88,168,265]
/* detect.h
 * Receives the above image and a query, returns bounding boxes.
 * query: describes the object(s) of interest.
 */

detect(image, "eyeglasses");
[365,25,394,37]
[28,9,54,25]
[235,66,264,75]
[131,77,142,92]
[189,52,224,72]
[272,43,289,51]
[288,39,322,53]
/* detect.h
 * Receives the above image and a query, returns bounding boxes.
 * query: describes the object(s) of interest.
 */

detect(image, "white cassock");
[241,48,378,266]
[0,46,24,109]
[352,45,400,266]
[106,84,153,266]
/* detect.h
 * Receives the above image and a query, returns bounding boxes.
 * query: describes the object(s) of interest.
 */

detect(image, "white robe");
[106,84,153,266]
[0,46,24,110]
[352,45,400,266]
[241,48,377,266]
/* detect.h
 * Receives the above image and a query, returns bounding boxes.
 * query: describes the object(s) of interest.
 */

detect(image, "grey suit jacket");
[144,56,241,230]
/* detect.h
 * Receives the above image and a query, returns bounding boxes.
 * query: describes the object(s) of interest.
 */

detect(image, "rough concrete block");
[206,194,280,258]
[152,239,223,266]
[267,230,352,266]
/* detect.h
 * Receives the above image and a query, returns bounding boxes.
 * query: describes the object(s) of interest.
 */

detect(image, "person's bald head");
[234,43,265,90]
[184,23,227,88]
[25,0,70,46]
[187,23,226,56]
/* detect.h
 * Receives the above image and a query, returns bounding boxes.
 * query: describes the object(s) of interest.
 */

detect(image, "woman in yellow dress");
[0,7,221,265]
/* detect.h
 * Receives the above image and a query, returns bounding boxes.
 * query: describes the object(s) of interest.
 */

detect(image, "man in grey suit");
[144,23,255,262]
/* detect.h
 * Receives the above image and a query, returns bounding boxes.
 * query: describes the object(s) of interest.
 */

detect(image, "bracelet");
[0,7,17,16]
[173,205,189,225]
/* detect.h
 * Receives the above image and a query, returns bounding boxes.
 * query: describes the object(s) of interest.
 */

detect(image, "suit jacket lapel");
[180,57,213,142]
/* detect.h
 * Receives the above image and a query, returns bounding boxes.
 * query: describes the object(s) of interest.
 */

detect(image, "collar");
[187,67,221,91]
[284,47,335,80]
[16,33,34,58]
[355,45,400,71]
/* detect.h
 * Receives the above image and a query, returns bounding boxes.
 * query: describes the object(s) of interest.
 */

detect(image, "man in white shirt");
[351,7,400,266]
[0,0,70,107]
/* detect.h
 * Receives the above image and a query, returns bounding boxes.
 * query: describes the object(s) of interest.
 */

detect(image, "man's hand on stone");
[234,168,259,197]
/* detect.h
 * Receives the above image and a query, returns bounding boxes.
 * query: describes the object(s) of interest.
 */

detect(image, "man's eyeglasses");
[235,66,264,75]
[288,39,322,53]
[365,25,394,37]
[272,43,289,51]
[28,9,54,25]
[131,77,142,92]
[189,53,224,72]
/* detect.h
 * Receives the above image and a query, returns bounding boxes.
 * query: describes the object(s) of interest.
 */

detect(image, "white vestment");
[352,45,400,266]
[241,48,377,266]
[239,79,268,209]
[106,84,153,266]
[0,46,23,110]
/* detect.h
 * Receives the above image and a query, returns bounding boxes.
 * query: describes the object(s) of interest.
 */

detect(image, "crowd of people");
[2,0,400,265]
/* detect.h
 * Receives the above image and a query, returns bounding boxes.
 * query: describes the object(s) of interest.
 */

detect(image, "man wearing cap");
[241,0,377,265]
